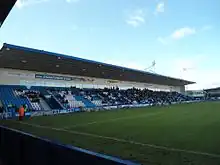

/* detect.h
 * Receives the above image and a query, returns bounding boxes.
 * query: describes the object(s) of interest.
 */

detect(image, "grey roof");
[204,87,220,92]
[0,43,195,86]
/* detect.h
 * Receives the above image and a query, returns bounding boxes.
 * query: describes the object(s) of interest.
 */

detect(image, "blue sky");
[0,0,219,90]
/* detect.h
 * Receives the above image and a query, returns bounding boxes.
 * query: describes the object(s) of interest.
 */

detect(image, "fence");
[0,125,138,165]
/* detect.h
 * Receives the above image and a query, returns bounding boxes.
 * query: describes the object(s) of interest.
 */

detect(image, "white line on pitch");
[63,111,163,129]
[11,121,220,159]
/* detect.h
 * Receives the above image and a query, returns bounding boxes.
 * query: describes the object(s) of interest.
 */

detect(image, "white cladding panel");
[0,68,183,92]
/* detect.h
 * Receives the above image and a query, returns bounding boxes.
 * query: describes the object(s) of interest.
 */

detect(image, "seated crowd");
[91,87,193,106]
[49,87,194,108]
[0,86,195,113]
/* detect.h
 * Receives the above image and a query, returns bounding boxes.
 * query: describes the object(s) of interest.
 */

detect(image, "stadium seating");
[0,85,195,113]
[30,86,63,110]
[74,96,95,108]
[0,85,33,112]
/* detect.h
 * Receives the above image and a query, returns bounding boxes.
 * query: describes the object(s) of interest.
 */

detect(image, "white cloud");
[15,0,23,8]
[126,9,146,28]
[158,27,197,44]
[15,0,49,8]
[183,69,220,90]
[171,27,196,40]
[158,25,213,45]
[66,0,80,3]
[155,2,165,15]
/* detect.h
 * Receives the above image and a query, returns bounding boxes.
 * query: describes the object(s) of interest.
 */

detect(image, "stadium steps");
[30,86,65,110]
[46,90,65,109]
[39,98,51,111]
[74,96,96,108]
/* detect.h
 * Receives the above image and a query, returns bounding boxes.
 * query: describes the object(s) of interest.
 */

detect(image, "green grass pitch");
[1,102,220,165]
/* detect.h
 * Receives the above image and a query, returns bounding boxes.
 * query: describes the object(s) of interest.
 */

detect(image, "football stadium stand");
[204,87,220,98]
[0,85,195,114]
[0,43,195,116]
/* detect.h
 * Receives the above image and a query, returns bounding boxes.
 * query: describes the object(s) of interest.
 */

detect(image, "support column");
[180,86,186,94]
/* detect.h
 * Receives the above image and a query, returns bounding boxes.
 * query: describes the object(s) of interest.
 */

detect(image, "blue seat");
[0,85,31,112]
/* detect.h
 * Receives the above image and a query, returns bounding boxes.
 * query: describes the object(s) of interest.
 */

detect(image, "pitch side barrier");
[0,99,216,119]
[0,125,139,165]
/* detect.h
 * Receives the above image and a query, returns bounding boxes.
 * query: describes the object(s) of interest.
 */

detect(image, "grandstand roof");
[0,43,195,86]
[0,0,16,27]
[204,87,220,92]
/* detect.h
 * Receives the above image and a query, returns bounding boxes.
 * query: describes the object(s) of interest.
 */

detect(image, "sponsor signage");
[107,80,119,84]
[7,72,34,78]
[35,74,72,81]
[35,74,94,82]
